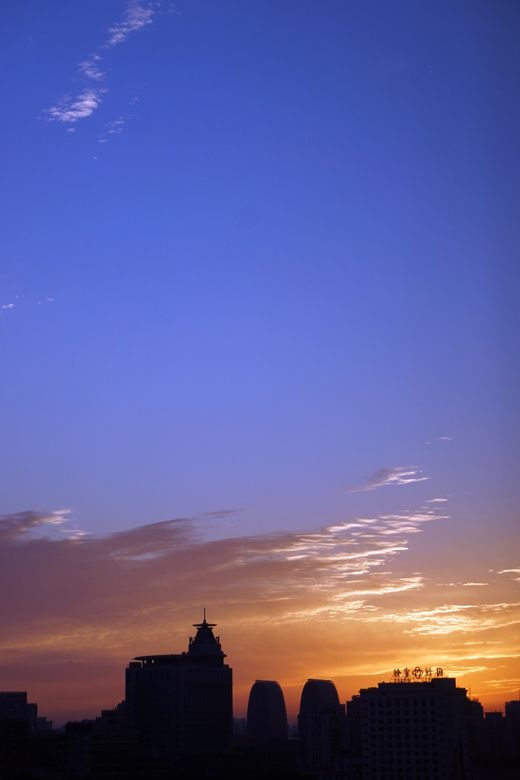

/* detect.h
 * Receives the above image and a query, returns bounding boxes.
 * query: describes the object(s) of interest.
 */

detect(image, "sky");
[0,0,519,725]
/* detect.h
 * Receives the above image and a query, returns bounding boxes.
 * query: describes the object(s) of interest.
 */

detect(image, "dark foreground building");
[298,678,348,771]
[125,615,233,770]
[0,692,37,734]
[357,677,476,780]
[246,680,288,750]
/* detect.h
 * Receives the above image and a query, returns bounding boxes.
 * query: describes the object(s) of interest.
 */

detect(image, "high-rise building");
[246,680,288,750]
[125,616,232,769]
[298,678,347,770]
[357,677,476,780]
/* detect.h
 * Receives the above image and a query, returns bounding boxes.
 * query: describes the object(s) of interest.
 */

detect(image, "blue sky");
[0,0,519,719]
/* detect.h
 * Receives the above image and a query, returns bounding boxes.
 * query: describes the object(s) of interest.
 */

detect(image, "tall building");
[298,678,347,770]
[357,677,476,780]
[125,615,232,769]
[246,680,288,750]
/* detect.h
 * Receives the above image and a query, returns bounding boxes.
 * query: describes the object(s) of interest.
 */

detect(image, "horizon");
[4,598,517,726]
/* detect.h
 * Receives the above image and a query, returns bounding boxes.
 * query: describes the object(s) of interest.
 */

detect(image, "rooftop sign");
[391,667,444,682]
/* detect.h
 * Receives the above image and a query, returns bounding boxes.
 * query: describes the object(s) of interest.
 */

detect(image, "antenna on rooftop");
[204,607,206,621]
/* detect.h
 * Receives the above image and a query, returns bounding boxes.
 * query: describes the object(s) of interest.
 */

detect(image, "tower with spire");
[125,612,232,768]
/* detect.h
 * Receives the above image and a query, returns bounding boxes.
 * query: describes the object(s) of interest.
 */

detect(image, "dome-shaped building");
[246,680,288,749]
[299,679,340,719]
[298,679,344,770]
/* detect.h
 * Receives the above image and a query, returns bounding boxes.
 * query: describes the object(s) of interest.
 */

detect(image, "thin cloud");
[0,506,516,722]
[105,1,155,47]
[0,503,447,646]
[46,89,105,123]
[45,2,160,125]
[107,118,125,134]
[346,466,429,492]
[374,602,520,636]
[438,582,488,587]
[78,55,104,81]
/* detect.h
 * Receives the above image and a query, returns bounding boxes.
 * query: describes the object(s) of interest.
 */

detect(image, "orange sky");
[0,506,518,724]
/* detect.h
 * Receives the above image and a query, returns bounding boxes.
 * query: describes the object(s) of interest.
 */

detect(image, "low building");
[0,691,37,734]
[504,700,520,760]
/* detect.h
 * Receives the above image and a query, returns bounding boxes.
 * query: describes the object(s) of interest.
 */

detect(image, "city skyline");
[1,0,519,726]
[2,609,517,730]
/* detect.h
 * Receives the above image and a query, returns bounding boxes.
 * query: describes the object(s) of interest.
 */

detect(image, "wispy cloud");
[401,602,520,634]
[374,602,520,636]
[0,502,517,721]
[438,582,488,587]
[45,2,160,126]
[78,55,104,81]
[0,503,447,648]
[498,569,520,583]
[107,118,125,135]
[46,89,106,123]
[346,466,429,492]
[105,1,155,48]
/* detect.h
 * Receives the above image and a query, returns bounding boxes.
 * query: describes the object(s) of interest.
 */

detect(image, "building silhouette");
[357,677,475,780]
[481,711,506,762]
[4,637,520,778]
[63,708,139,779]
[504,700,520,760]
[0,691,37,735]
[298,678,347,771]
[246,680,288,750]
[125,615,232,770]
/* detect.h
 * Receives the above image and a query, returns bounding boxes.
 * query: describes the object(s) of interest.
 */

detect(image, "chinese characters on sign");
[392,667,444,682]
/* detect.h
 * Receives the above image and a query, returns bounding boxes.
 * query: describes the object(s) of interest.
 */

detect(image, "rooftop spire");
[188,611,224,656]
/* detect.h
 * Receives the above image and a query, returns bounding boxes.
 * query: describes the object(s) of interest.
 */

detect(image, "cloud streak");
[1,503,517,722]
[78,55,105,82]
[0,505,446,654]
[346,466,429,492]
[46,89,106,123]
[45,2,159,124]
[373,602,520,636]
[105,1,155,47]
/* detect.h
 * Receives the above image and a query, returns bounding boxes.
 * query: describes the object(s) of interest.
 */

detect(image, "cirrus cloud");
[1,501,516,723]
[45,2,161,125]
[346,466,429,492]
